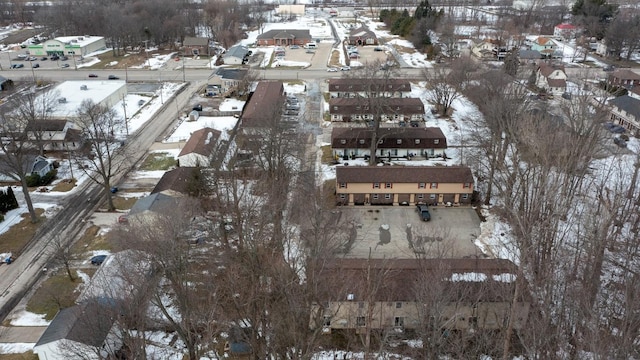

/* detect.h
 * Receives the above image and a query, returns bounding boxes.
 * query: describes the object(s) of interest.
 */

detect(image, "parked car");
[340,66,350,71]
[108,75,119,79]
[61,63,69,68]
[32,63,39,68]
[374,46,385,51]
[28,56,36,61]
[60,56,68,61]
[40,56,47,61]
[284,109,299,116]
[290,45,300,49]
[327,67,338,72]
[11,63,24,68]
[90,255,107,266]
[110,187,118,193]
[416,204,431,221]
[614,136,627,148]
[50,55,59,60]
[604,122,626,134]
[193,104,203,112]
[88,73,98,78]
[17,54,27,59]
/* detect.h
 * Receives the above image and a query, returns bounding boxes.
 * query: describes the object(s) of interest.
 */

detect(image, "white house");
[223,45,249,65]
[536,63,567,95]
[177,127,221,167]
[553,23,578,40]
[471,40,498,59]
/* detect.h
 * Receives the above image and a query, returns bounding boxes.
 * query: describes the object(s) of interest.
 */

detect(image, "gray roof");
[224,45,249,60]
[257,29,311,41]
[518,49,541,59]
[609,95,640,119]
[35,301,115,348]
[129,193,182,215]
[31,156,50,173]
[212,67,248,81]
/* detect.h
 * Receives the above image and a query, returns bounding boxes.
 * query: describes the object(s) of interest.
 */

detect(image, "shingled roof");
[152,167,201,195]
[35,301,115,348]
[331,127,447,149]
[178,127,220,158]
[609,95,640,119]
[336,166,473,184]
[257,29,311,40]
[328,78,411,93]
[241,81,285,128]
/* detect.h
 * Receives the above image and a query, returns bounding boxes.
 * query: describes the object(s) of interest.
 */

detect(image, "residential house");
[335,165,474,206]
[177,127,221,167]
[530,37,558,58]
[553,23,578,40]
[518,49,541,63]
[183,37,210,56]
[471,40,497,59]
[152,167,206,196]
[31,156,53,177]
[331,127,447,159]
[536,63,567,95]
[310,258,529,333]
[256,29,312,46]
[223,45,249,65]
[347,26,378,46]
[608,95,640,133]
[24,120,83,151]
[607,69,640,88]
[207,68,248,97]
[240,81,285,132]
[329,97,425,123]
[596,39,619,58]
[128,192,189,224]
[27,35,106,56]
[33,301,121,360]
[328,78,412,98]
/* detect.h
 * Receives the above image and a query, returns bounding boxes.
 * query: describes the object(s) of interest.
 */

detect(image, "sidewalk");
[0,326,46,343]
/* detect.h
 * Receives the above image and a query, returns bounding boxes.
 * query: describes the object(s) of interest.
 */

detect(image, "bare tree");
[74,99,127,211]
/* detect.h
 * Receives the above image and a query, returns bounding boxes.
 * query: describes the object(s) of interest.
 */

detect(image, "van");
[304,43,317,49]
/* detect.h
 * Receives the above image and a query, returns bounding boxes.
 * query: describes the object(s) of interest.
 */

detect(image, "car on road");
[108,75,119,80]
[90,255,107,266]
[290,45,300,49]
[193,104,203,112]
[416,204,431,221]
[61,63,69,68]
[327,67,338,72]
[88,73,98,78]
[340,66,350,71]
[284,109,298,116]
[17,54,27,59]
[60,56,68,61]
[50,55,59,60]
[40,56,47,61]
[11,63,24,68]
[28,56,36,61]
[604,122,626,133]
[374,46,385,51]
[110,187,118,193]
[32,63,39,68]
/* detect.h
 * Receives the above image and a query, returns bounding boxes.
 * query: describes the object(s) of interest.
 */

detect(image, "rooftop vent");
[58,97,67,103]
[80,85,88,90]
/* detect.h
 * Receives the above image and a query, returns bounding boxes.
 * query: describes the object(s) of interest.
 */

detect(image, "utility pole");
[122,94,128,136]
[182,54,186,82]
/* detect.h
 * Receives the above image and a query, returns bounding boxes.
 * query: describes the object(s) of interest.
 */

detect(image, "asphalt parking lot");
[337,206,483,259]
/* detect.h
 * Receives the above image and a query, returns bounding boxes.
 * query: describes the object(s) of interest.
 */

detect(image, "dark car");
[40,56,47,61]
[110,187,118,193]
[50,55,59,60]
[61,63,69,68]
[416,204,431,221]
[193,104,203,112]
[60,56,68,61]
[90,255,107,266]
[88,73,98,78]
[32,63,39,68]
[11,63,24,69]
[108,75,119,80]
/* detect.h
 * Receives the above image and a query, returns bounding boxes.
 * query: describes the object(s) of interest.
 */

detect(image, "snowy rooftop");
[55,35,104,47]
[47,80,126,118]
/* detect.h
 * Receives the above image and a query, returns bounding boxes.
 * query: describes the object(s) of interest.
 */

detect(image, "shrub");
[26,169,58,187]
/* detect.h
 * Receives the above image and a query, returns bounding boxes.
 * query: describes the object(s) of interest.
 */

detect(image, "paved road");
[0,80,202,322]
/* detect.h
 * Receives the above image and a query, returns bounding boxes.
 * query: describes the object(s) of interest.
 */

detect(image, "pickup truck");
[416,204,431,221]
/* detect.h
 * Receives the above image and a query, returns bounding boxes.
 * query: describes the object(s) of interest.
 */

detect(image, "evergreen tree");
[6,187,18,211]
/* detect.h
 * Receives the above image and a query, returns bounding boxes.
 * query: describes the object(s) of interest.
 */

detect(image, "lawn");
[0,210,45,256]
[140,152,177,171]
[0,353,38,360]
[321,145,334,164]
[71,225,113,254]
[329,49,340,67]
[51,178,77,192]
[26,269,81,320]
[112,196,138,210]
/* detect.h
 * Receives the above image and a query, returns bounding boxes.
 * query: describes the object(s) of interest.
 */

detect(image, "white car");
[327,67,338,72]
[340,66,350,71]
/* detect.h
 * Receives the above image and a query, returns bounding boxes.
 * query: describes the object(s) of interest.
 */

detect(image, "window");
[462,194,469,199]
[340,183,347,188]
[373,183,380,189]
[359,139,365,144]
[430,194,436,199]
[396,139,402,144]
[395,302,402,309]
[333,106,338,111]
[394,317,404,327]
[415,139,420,144]
[356,106,361,111]
[372,194,379,199]
[464,183,471,188]
[323,316,331,327]
[417,194,424,199]
[340,139,346,144]
[356,316,366,327]
[384,194,391,200]
[385,183,392,189]
[434,139,439,144]
[339,194,346,199]
[430,183,438,189]
[378,139,383,144]
[419,182,426,189]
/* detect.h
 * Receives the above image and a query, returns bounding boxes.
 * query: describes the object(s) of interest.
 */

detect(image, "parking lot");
[0,50,82,71]
[337,206,483,259]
